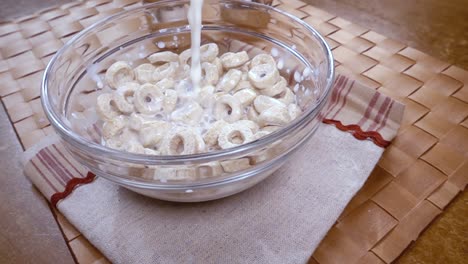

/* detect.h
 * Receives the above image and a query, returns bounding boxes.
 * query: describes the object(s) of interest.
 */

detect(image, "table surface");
[0,0,466,263]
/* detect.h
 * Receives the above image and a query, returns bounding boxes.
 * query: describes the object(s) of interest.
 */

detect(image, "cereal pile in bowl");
[96,43,302,155]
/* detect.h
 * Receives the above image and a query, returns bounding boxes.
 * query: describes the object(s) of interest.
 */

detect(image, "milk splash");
[188,0,204,93]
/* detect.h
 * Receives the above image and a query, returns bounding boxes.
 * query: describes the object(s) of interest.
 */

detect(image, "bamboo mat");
[0,0,467,263]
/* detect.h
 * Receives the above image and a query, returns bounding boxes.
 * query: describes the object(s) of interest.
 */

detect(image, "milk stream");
[188,0,203,93]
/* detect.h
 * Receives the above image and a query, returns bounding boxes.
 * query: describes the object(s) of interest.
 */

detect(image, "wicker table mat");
[1,0,467,263]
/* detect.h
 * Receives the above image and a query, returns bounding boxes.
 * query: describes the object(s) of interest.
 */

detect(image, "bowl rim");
[41,0,335,165]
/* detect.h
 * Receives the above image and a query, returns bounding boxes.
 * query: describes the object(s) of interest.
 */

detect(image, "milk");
[188,0,204,93]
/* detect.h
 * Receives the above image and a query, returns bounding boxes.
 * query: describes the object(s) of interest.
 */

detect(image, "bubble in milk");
[157,41,166,49]
[303,67,312,78]
[294,71,302,83]
[277,59,284,70]
[270,48,279,57]
[293,84,300,93]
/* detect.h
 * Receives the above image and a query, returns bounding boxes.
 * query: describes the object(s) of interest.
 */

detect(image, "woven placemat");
[1,0,467,263]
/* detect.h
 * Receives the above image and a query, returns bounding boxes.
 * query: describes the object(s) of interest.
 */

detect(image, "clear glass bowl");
[42,0,334,202]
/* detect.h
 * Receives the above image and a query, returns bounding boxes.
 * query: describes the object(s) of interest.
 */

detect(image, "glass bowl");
[42,0,334,202]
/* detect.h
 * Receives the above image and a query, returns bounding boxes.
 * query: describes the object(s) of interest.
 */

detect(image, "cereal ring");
[105,61,134,89]
[128,113,150,131]
[176,167,198,180]
[233,80,253,92]
[218,123,254,149]
[124,142,146,154]
[106,129,137,151]
[148,51,179,64]
[152,167,198,181]
[116,82,140,104]
[251,148,274,164]
[250,54,276,68]
[258,104,290,126]
[134,63,156,84]
[234,88,257,107]
[156,78,175,91]
[160,130,198,155]
[154,167,178,181]
[194,131,206,153]
[247,107,260,123]
[105,138,125,150]
[162,89,178,113]
[215,94,242,123]
[288,104,302,120]
[176,64,191,80]
[213,91,228,100]
[179,49,192,65]
[252,130,271,141]
[200,43,219,62]
[260,76,286,97]
[234,119,259,133]
[139,121,171,147]
[277,88,295,105]
[197,162,223,178]
[213,57,223,76]
[102,116,127,139]
[152,62,177,82]
[112,93,134,113]
[96,93,134,120]
[134,83,164,114]
[240,62,250,74]
[220,158,251,172]
[220,51,249,69]
[119,129,139,143]
[248,63,279,89]
[203,119,228,146]
[144,148,160,155]
[253,95,286,113]
[201,62,219,86]
[216,69,242,92]
[198,85,215,108]
[171,102,203,126]
[262,126,281,133]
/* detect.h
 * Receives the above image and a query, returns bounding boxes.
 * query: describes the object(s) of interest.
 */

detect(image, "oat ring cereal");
[134,83,164,114]
[200,43,219,62]
[105,61,135,89]
[134,63,156,84]
[152,62,177,82]
[218,122,255,149]
[248,63,279,89]
[148,51,179,64]
[215,94,242,123]
[217,69,242,92]
[250,54,276,68]
[96,93,133,120]
[116,82,140,104]
[220,51,250,69]
[201,62,219,85]
[94,43,303,160]
[160,130,199,155]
